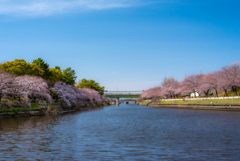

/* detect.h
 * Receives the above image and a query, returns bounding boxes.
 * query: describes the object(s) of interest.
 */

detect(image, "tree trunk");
[232,87,235,97]
[0,94,2,108]
[224,89,228,97]
[25,97,31,108]
[18,96,21,103]
[215,90,218,97]
[234,87,237,96]
[204,91,207,97]
[205,91,209,97]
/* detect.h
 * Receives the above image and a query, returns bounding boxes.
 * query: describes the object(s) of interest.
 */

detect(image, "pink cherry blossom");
[15,75,52,106]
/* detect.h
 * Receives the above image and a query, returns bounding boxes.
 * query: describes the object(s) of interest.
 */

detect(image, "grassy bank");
[141,100,151,104]
[0,98,112,113]
[154,98,240,104]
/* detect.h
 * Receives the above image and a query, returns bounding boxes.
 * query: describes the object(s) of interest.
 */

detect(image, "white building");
[190,91,199,97]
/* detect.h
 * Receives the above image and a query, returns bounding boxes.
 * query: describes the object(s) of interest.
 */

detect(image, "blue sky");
[0,0,240,91]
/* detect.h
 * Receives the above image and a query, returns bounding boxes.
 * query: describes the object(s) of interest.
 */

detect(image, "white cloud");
[0,0,137,16]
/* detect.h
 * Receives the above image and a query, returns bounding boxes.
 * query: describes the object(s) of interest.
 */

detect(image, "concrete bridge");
[115,98,137,106]
[119,99,137,104]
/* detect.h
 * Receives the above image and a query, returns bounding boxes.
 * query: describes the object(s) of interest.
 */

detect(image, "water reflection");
[1,104,240,160]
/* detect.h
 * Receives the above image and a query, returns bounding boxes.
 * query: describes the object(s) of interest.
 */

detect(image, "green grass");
[219,91,240,97]
[158,98,240,104]
[0,101,45,112]
[0,107,41,112]
[141,101,151,104]
[49,105,54,111]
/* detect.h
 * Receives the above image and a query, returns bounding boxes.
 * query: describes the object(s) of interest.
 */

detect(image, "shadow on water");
[1,103,240,160]
[0,107,104,131]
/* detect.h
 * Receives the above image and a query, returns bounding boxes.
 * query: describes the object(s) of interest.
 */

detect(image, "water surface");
[1,104,240,160]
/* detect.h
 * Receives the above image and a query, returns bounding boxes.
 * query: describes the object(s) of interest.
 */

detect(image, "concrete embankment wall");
[138,103,240,111]
[0,107,92,118]
[0,108,81,118]
[0,102,116,118]
[0,108,48,118]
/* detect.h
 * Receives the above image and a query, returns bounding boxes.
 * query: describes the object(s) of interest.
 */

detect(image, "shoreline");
[0,102,115,119]
[138,103,240,111]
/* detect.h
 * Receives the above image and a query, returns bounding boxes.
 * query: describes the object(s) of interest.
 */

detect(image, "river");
[1,104,240,160]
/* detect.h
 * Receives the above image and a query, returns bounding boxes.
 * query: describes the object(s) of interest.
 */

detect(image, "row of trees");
[0,58,105,94]
[0,58,77,85]
[141,63,240,100]
[0,58,109,108]
[0,71,110,108]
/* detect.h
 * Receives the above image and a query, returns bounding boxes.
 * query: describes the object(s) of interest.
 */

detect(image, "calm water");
[1,104,240,160]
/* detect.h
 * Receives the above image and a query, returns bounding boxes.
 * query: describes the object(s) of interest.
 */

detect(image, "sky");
[0,0,240,91]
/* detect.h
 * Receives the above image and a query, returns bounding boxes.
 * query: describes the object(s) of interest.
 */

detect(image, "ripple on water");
[1,104,240,160]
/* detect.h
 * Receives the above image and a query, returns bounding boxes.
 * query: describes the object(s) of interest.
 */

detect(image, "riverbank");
[138,103,240,111]
[161,97,240,104]
[0,102,116,118]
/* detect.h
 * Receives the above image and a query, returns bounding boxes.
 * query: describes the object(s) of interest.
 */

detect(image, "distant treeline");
[139,63,240,101]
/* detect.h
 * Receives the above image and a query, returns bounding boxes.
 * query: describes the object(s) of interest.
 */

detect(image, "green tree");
[0,59,44,76]
[55,66,61,70]
[32,58,51,79]
[76,78,105,95]
[48,66,63,82]
[61,67,77,85]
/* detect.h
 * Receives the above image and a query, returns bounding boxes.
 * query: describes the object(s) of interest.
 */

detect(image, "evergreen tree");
[32,58,51,79]
[62,67,77,85]
[76,78,105,95]
[0,59,44,76]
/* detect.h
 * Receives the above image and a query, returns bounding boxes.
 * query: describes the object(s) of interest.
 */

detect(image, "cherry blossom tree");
[140,63,240,99]
[140,90,149,98]
[181,74,204,97]
[162,76,177,86]
[217,70,231,96]
[207,71,221,97]
[198,71,221,97]
[219,64,240,96]
[6,78,22,102]
[0,70,14,108]
[81,88,103,103]
[78,87,110,104]
[14,75,52,107]
[73,87,89,104]
[197,74,212,97]
[175,82,184,97]
[51,81,77,107]
[161,81,180,98]
[141,87,161,99]
[51,81,107,107]
[103,97,112,102]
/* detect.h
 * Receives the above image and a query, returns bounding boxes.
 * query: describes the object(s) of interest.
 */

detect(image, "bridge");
[115,98,137,106]
[104,90,143,98]
[119,99,136,103]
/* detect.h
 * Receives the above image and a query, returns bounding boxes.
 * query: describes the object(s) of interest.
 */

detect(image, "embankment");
[138,103,240,111]
[0,102,115,118]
